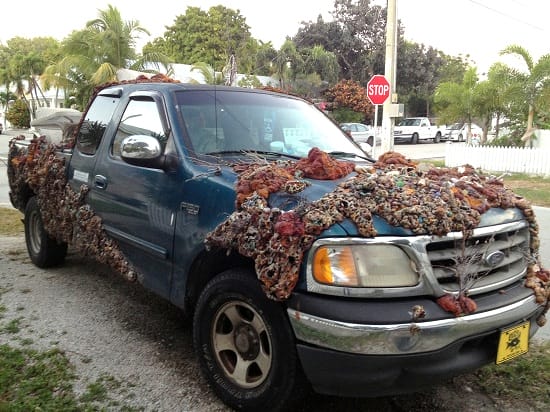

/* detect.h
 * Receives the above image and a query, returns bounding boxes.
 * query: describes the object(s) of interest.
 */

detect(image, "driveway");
[0,234,541,411]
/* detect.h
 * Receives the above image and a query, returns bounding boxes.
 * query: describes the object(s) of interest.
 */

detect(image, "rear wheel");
[433,132,441,143]
[367,136,374,146]
[411,133,419,144]
[193,268,307,411]
[24,197,67,268]
[458,133,464,142]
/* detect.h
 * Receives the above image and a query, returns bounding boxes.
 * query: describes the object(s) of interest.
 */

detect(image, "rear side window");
[77,95,119,155]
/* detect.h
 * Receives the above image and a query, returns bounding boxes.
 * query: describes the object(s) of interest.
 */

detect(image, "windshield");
[177,89,365,158]
[449,123,464,130]
[398,118,421,126]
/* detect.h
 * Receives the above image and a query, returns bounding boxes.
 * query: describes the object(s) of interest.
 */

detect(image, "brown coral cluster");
[8,137,136,281]
[207,150,549,318]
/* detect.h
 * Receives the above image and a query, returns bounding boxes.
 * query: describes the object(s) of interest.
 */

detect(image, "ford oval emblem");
[485,250,505,267]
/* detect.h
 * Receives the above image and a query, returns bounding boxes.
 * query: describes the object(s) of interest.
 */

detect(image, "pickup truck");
[7,78,549,411]
[394,117,445,144]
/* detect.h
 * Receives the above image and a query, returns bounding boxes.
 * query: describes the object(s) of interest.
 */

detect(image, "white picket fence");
[445,143,550,176]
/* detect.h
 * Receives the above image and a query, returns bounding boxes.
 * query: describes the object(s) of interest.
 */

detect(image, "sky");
[1,0,548,75]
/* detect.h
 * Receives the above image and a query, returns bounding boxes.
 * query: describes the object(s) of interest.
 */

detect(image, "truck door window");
[76,95,119,155]
[112,98,166,157]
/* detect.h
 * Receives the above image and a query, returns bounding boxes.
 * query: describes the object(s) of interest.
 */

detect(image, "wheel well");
[184,248,256,315]
[9,183,34,212]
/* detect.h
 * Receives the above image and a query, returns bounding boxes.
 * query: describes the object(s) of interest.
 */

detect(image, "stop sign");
[367,74,391,105]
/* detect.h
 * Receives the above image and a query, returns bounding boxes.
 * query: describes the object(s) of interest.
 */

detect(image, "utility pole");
[380,0,398,153]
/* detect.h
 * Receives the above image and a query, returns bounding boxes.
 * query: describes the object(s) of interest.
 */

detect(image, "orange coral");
[291,147,355,180]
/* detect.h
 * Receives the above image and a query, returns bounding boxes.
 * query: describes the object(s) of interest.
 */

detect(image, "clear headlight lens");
[312,244,419,287]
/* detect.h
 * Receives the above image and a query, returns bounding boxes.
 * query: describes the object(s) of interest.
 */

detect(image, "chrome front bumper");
[288,295,541,355]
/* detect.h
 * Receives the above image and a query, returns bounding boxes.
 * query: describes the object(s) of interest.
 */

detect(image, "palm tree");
[190,62,224,85]
[434,67,482,143]
[42,4,171,107]
[500,45,550,146]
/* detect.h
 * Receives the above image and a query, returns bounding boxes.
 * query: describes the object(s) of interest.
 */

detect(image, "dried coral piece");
[374,151,417,168]
[437,293,477,316]
[8,138,137,283]
[207,149,549,317]
[290,147,355,180]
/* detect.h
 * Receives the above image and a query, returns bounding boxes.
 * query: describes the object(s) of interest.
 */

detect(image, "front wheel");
[411,133,419,144]
[24,196,67,268]
[367,136,374,146]
[193,269,307,411]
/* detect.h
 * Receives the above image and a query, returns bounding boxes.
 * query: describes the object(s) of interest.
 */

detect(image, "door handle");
[94,175,108,189]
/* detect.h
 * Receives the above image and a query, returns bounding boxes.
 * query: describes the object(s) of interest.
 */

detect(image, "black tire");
[433,132,441,143]
[367,136,374,146]
[458,133,464,142]
[24,197,67,268]
[193,269,307,411]
[411,133,419,144]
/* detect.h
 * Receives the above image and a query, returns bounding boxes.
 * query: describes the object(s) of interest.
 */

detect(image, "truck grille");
[426,223,529,295]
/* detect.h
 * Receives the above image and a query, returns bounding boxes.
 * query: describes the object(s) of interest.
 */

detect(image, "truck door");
[88,92,180,299]
[420,118,431,139]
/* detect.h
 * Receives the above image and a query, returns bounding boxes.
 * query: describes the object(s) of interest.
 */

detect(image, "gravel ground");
[0,233,542,411]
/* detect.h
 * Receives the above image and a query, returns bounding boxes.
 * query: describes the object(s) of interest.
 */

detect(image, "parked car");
[340,122,378,146]
[442,122,482,143]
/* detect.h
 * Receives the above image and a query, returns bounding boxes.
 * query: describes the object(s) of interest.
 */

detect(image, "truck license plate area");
[496,321,530,364]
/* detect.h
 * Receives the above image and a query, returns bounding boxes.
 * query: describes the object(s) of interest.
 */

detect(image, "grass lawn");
[502,173,550,208]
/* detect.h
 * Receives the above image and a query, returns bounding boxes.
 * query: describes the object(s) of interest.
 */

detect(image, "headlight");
[312,244,419,288]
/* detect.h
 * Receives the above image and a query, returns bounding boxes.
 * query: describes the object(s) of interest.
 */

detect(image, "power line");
[466,0,545,31]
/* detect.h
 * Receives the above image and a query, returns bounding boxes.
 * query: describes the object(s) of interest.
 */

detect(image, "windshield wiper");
[205,150,301,160]
[328,151,372,161]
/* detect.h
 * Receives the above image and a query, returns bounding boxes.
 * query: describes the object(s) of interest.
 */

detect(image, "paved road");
[381,140,449,160]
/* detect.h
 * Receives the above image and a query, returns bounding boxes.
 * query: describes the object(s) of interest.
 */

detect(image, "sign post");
[367,75,391,158]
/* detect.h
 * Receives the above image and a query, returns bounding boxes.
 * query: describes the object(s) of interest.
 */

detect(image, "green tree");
[295,45,339,85]
[397,41,462,117]
[499,45,550,146]
[273,39,301,90]
[6,99,30,128]
[434,67,482,143]
[162,5,252,71]
[293,3,387,84]
[0,37,61,118]
[252,41,277,77]
[293,0,453,115]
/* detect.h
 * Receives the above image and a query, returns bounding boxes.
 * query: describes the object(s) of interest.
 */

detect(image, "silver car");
[340,122,377,146]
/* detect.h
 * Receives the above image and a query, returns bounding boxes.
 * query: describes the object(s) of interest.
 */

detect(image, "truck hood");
[265,171,526,237]
[207,152,532,300]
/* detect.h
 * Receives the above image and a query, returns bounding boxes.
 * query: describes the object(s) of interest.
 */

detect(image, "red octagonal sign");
[367,74,391,105]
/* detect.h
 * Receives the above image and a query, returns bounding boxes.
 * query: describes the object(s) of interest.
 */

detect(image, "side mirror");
[121,135,164,168]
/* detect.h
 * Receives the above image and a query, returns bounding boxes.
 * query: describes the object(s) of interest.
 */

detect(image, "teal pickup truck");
[7,78,549,411]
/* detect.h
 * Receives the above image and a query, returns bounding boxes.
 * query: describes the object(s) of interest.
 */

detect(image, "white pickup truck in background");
[393,117,445,144]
